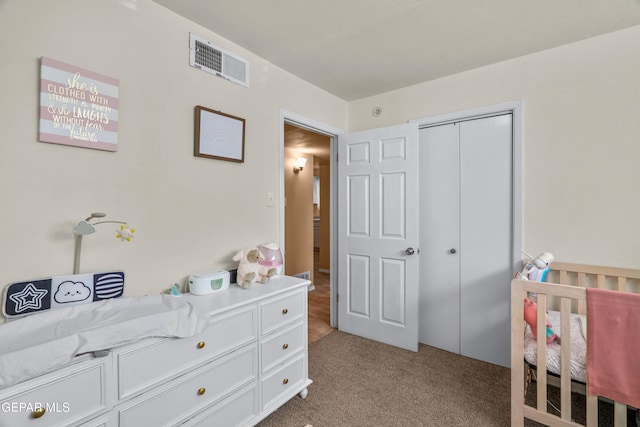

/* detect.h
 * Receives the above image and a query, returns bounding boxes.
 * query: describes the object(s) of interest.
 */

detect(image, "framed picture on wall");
[194,105,245,162]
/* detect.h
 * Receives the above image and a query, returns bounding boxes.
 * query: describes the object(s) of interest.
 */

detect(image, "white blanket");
[0,295,209,389]
[523,310,587,383]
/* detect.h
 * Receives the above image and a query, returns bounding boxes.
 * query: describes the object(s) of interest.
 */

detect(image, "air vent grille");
[189,33,249,88]
[223,54,247,84]
[293,271,311,281]
[194,40,222,73]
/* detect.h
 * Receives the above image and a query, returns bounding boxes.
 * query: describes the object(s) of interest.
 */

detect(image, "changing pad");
[0,294,209,389]
[523,310,587,383]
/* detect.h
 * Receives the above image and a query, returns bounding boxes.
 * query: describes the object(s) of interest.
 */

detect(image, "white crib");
[511,262,640,426]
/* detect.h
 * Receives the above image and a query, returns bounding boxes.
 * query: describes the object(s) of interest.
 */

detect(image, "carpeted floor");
[257,330,511,427]
[256,330,639,426]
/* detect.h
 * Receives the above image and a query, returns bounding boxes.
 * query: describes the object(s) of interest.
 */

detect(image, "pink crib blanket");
[586,287,640,408]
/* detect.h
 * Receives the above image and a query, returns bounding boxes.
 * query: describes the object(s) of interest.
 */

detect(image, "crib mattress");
[523,310,587,383]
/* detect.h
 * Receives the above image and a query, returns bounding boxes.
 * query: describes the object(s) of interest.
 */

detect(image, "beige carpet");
[257,331,511,427]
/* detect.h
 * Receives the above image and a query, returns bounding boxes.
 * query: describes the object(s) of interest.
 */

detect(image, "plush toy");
[523,298,560,344]
[232,247,277,288]
[258,263,277,284]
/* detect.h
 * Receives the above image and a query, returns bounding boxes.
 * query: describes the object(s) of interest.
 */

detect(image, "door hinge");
[336,293,339,303]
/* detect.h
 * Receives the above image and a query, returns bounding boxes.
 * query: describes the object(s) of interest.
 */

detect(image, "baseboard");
[318,268,330,274]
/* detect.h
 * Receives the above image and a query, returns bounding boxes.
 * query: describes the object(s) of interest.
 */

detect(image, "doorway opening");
[280,111,341,344]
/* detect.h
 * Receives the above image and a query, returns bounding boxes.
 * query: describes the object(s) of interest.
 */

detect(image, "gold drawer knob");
[198,387,206,395]
[32,408,46,419]
[31,408,47,418]
[197,341,205,349]
[282,343,289,350]
[283,378,289,385]
[282,308,288,314]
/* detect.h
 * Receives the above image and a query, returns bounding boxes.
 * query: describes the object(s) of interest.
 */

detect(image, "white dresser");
[0,276,311,427]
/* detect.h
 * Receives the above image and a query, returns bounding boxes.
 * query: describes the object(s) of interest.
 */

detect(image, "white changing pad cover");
[523,310,587,383]
[0,294,209,389]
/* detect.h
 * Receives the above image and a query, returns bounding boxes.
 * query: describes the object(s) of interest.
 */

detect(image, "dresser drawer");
[0,357,110,427]
[184,384,257,427]
[118,343,257,427]
[260,290,305,335]
[260,354,305,411]
[260,321,305,373]
[116,304,257,400]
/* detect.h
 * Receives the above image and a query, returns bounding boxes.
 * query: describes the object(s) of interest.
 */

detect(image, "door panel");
[381,173,406,238]
[348,175,370,236]
[348,254,370,317]
[418,123,461,353]
[380,257,406,325]
[338,123,419,351]
[459,115,513,367]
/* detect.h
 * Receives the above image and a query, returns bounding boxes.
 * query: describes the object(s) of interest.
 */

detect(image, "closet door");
[418,114,513,367]
[459,115,512,367]
[418,123,460,354]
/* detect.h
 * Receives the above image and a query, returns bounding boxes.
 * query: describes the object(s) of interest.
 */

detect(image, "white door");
[418,123,460,354]
[459,115,512,367]
[419,114,513,367]
[337,123,419,351]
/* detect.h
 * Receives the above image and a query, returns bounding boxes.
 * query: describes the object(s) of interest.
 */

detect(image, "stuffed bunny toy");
[232,247,276,288]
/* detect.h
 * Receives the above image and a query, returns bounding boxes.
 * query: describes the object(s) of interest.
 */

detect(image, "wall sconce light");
[73,212,135,274]
[293,157,307,174]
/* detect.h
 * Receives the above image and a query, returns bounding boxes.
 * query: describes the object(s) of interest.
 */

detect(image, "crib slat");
[597,274,605,289]
[577,273,587,315]
[586,394,598,427]
[560,298,571,421]
[537,294,548,412]
[614,402,627,426]
[618,277,627,292]
[559,270,568,285]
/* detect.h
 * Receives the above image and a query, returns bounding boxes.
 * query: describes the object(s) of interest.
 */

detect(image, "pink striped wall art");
[39,57,119,152]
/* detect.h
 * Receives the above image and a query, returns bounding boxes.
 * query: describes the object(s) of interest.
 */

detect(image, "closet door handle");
[405,247,415,256]
[449,248,457,254]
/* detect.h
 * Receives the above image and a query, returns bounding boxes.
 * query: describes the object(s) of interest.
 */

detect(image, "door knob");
[405,247,415,256]
[449,248,457,254]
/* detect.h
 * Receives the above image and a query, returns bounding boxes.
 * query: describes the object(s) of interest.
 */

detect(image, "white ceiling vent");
[189,33,249,88]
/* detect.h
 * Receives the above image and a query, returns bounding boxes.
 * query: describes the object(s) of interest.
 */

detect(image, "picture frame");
[194,105,245,162]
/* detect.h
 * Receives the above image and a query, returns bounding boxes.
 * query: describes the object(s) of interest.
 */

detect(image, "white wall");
[349,26,640,269]
[0,0,347,309]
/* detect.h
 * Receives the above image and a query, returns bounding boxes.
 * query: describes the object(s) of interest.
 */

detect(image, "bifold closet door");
[459,115,512,367]
[418,123,460,355]
[419,114,512,367]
